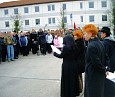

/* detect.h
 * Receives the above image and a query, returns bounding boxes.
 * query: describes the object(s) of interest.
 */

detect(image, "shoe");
[8,60,10,62]
[14,57,18,59]
[11,59,14,61]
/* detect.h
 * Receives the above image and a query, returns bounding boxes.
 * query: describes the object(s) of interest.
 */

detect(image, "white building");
[0,0,112,32]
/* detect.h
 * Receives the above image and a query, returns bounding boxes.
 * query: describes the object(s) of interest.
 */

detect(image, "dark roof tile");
[0,0,82,8]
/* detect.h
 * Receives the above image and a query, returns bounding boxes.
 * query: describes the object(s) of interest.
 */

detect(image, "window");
[102,15,107,21]
[89,15,94,22]
[48,5,55,11]
[64,17,67,23]
[101,1,107,7]
[63,4,66,10]
[52,5,55,11]
[5,21,9,27]
[25,20,29,25]
[24,7,29,13]
[48,18,55,24]
[35,19,40,25]
[80,2,83,9]
[35,6,39,12]
[48,5,51,11]
[4,9,8,15]
[14,8,18,14]
[89,2,94,8]
[80,16,83,22]
[48,18,51,24]
[52,18,55,23]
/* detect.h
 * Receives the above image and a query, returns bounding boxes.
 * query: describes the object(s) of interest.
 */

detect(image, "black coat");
[54,45,79,97]
[84,38,106,97]
[75,39,86,73]
[102,37,115,73]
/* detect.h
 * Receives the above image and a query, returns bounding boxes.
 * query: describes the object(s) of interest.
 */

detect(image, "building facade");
[0,0,112,32]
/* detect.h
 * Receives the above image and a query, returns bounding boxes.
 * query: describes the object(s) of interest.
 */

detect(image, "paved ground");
[0,53,84,97]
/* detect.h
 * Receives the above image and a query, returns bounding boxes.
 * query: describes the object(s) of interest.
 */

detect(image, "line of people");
[0,28,65,64]
[53,24,115,97]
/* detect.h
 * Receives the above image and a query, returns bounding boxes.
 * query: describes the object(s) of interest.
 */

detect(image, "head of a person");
[100,26,111,39]
[47,31,51,35]
[7,31,12,36]
[54,35,58,39]
[32,29,36,33]
[68,29,73,33]
[82,24,98,41]
[63,35,75,47]
[73,29,83,40]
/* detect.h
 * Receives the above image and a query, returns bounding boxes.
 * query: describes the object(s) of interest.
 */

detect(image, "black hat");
[101,26,111,36]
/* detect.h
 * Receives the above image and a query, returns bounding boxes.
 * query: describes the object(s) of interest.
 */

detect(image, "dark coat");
[75,39,86,73]
[84,38,106,97]
[0,37,3,59]
[39,32,46,44]
[54,45,79,97]
[102,37,115,73]
[54,35,80,97]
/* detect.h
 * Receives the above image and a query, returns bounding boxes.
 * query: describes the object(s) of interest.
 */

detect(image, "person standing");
[73,29,86,94]
[39,31,47,55]
[19,32,28,56]
[100,26,115,73]
[53,35,79,97]
[4,31,14,62]
[13,32,19,59]
[1,32,7,62]
[82,24,107,97]
[46,31,53,53]
[0,32,2,64]
[30,29,38,54]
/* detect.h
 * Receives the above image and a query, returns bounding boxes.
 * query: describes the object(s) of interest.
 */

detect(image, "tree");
[11,14,22,33]
[108,1,115,36]
[57,6,66,32]
[14,19,19,33]
[112,1,115,36]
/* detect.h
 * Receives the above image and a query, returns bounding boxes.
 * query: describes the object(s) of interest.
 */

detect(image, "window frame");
[35,6,39,12]
[89,15,94,22]
[63,4,66,10]
[80,2,83,9]
[14,8,18,14]
[25,20,29,25]
[4,9,8,15]
[89,2,94,8]
[80,16,83,22]
[102,15,107,21]
[5,21,9,27]
[35,19,40,25]
[24,7,29,13]
[101,1,107,8]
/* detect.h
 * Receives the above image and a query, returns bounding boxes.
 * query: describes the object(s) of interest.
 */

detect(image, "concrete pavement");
[0,53,84,97]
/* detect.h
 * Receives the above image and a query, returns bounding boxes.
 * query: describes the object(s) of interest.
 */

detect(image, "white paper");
[106,72,115,82]
[51,45,61,54]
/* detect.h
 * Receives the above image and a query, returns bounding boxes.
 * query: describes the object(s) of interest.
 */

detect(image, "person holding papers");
[53,35,80,97]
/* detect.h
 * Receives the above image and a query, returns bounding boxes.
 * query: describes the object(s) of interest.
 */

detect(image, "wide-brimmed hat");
[101,26,111,35]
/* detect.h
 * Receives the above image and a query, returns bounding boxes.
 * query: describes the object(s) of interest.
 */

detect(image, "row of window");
[4,15,107,27]
[4,1,107,15]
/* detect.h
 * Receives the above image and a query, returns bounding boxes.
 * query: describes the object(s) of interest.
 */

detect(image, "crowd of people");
[0,24,115,97]
[0,28,65,64]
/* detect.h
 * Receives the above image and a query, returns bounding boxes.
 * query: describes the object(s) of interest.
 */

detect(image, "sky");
[0,0,18,3]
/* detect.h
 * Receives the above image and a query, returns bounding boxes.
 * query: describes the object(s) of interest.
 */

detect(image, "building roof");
[0,0,81,8]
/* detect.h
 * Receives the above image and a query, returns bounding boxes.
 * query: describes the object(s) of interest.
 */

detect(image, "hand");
[106,71,109,76]
[53,52,56,56]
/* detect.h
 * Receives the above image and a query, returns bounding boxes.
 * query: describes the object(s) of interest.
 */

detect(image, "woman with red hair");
[82,24,107,97]
[73,29,86,95]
